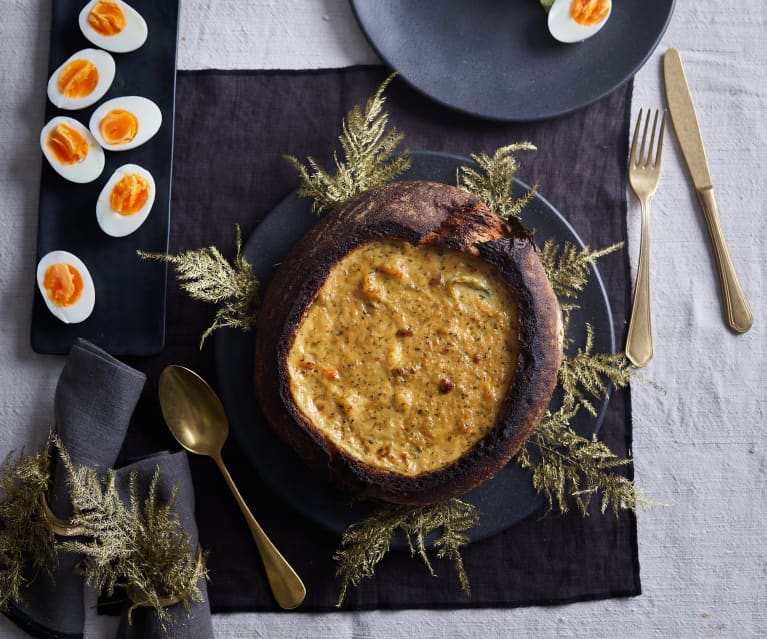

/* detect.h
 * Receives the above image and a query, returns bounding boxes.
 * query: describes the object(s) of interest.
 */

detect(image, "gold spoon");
[158,364,306,610]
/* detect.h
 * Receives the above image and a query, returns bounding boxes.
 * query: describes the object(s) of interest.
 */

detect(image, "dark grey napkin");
[7,338,145,638]
[113,451,213,639]
[6,340,213,638]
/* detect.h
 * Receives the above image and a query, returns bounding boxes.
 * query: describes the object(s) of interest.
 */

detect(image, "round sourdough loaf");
[254,181,562,504]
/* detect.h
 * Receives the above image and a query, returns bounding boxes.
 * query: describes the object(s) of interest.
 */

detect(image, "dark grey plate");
[215,151,615,544]
[350,0,675,122]
[31,0,179,355]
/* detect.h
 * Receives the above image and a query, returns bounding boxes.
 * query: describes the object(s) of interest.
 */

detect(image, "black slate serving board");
[31,0,179,355]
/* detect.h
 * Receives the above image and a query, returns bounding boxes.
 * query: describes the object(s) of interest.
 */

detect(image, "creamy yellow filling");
[287,239,519,476]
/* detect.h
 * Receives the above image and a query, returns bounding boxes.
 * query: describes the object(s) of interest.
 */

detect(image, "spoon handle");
[214,456,306,609]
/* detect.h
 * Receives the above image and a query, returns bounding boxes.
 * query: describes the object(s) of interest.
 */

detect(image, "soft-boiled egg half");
[40,116,105,183]
[37,251,96,324]
[47,48,115,110]
[548,0,611,43]
[79,0,148,53]
[97,164,156,237]
[89,96,162,151]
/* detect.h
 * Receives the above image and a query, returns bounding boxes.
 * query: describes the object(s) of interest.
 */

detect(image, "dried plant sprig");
[334,498,478,606]
[0,439,56,610]
[139,225,260,349]
[0,436,208,634]
[540,239,623,298]
[430,499,477,596]
[54,436,208,632]
[456,143,538,220]
[559,323,634,416]
[517,398,649,516]
[60,468,206,628]
[559,303,580,351]
[285,73,411,215]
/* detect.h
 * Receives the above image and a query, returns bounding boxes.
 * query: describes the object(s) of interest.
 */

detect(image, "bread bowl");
[254,180,562,504]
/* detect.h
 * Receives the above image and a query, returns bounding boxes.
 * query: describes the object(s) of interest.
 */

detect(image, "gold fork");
[625,108,667,367]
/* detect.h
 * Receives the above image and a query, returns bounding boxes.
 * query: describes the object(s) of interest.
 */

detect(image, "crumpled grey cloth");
[5,339,212,639]
[113,451,213,639]
[7,338,145,638]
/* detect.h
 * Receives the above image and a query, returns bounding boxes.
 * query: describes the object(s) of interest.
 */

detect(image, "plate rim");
[349,0,676,122]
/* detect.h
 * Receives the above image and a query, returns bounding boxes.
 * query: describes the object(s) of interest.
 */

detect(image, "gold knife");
[663,48,753,333]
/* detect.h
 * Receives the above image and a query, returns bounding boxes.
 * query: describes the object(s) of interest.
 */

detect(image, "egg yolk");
[570,0,610,26]
[47,124,89,165]
[56,59,99,98]
[88,0,126,35]
[43,263,83,307]
[110,173,150,215]
[99,109,138,146]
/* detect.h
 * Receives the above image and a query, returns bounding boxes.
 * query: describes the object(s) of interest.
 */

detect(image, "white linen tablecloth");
[0,1,765,637]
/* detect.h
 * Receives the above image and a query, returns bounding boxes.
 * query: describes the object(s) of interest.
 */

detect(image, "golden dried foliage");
[0,442,55,609]
[0,436,208,634]
[456,143,538,220]
[517,398,655,516]
[139,225,260,348]
[540,239,623,298]
[285,74,411,215]
[559,323,634,416]
[334,499,478,606]
[59,446,208,628]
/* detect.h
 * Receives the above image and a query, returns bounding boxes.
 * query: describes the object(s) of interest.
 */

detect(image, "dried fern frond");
[456,143,537,220]
[333,498,478,606]
[517,399,652,516]
[559,323,634,416]
[55,440,208,632]
[0,436,207,632]
[559,303,580,351]
[540,239,623,298]
[0,437,56,610]
[139,225,259,348]
[285,73,411,215]
[430,499,477,596]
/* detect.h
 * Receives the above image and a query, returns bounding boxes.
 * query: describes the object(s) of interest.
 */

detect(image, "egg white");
[47,48,116,110]
[548,0,611,43]
[97,164,156,237]
[79,0,148,53]
[89,96,162,151]
[40,116,105,184]
[36,250,96,324]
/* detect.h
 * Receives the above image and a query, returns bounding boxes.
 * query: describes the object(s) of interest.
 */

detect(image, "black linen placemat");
[118,66,639,612]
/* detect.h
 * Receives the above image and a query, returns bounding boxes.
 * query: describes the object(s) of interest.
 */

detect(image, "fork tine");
[654,110,667,167]
[647,110,659,166]
[630,108,643,165]
[638,109,650,166]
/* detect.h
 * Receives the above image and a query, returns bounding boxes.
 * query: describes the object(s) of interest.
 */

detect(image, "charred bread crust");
[254,181,562,504]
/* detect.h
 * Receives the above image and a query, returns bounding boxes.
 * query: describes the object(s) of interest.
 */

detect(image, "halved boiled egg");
[96,164,156,237]
[88,96,162,151]
[47,48,115,110]
[40,116,105,183]
[548,0,611,43]
[36,251,96,324]
[79,0,148,53]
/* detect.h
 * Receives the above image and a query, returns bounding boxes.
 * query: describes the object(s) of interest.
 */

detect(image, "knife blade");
[663,48,753,333]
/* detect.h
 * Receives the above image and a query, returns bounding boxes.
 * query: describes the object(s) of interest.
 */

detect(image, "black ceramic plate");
[31,0,179,355]
[350,0,675,122]
[215,151,615,544]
